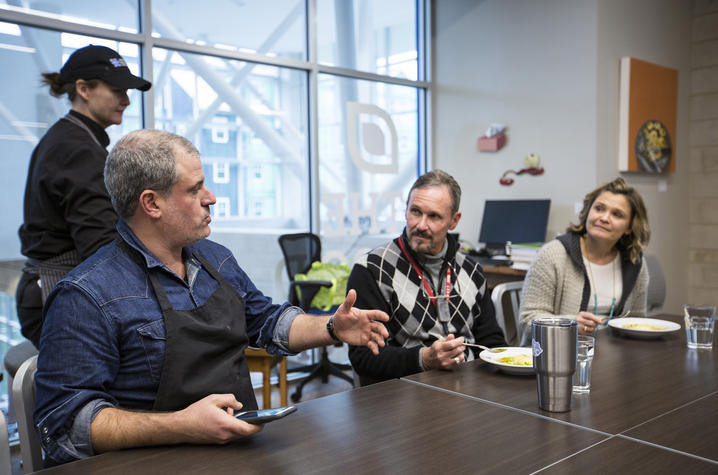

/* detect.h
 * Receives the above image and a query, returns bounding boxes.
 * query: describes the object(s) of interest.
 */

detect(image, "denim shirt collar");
[116,219,201,284]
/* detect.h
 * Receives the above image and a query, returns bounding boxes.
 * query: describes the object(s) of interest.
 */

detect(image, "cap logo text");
[109,58,127,68]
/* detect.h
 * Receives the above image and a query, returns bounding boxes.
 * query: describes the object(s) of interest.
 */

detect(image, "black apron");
[118,239,258,412]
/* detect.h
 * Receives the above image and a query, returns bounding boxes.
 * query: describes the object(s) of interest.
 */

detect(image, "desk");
[37,315,718,474]
[482,264,526,290]
[463,252,527,290]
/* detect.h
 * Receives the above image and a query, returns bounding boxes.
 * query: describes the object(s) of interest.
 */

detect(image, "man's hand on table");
[421,334,465,371]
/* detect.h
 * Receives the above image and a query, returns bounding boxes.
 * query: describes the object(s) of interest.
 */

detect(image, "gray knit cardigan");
[519,232,649,339]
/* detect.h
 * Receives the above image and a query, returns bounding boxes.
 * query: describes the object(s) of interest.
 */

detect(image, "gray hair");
[407,169,462,214]
[104,129,198,220]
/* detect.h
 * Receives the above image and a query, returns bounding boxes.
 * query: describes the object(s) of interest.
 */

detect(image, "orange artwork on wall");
[618,57,678,174]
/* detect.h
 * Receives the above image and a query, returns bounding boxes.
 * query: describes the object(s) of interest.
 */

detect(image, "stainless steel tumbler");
[532,317,578,412]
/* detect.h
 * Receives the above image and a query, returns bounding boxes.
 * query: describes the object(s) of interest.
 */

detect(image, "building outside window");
[215,197,231,218]
[213,162,230,184]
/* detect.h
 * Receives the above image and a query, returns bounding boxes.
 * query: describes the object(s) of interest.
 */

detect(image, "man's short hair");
[104,129,199,220]
[407,169,462,214]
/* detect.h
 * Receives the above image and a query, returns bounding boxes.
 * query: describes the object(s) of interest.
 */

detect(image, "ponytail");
[41,72,76,98]
[41,73,100,101]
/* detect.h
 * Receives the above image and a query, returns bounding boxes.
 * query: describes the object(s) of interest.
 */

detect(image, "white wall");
[432,0,598,245]
[595,0,692,314]
[433,0,692,313]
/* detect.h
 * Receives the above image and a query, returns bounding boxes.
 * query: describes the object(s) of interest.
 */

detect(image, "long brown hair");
[568,177,650,263]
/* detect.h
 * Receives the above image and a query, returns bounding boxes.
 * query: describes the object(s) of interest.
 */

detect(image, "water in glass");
[684,305,715,350]
[573,336,594,393]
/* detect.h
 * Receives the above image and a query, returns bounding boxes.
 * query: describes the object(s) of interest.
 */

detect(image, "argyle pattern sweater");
[348,233,507,386]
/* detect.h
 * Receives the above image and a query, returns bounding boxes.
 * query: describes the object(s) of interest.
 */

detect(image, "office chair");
[12,355,42,474]
[3,340,38,426]
[0,410,11,475]
[645,255,666,316]
[278,233,353,402]
[490,281,525,346]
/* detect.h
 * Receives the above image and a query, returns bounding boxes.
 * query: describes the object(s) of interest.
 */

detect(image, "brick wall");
[689,0,718,304]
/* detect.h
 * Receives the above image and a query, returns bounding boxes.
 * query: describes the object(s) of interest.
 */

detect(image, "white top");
[583,253,623,317]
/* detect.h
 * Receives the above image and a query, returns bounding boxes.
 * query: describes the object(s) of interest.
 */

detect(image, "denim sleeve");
[50,399,115,461]
[35,282,120,464]
[271,306,303,352]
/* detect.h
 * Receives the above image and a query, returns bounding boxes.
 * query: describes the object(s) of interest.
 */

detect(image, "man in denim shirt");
[34,129,390,465]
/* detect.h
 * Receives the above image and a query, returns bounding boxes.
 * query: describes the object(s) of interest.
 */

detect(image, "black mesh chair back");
[278,233,322,306]
[277,232,354,400]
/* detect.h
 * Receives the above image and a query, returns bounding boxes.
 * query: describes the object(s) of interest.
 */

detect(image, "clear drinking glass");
[573,335,595,393]
[684,304,716,350]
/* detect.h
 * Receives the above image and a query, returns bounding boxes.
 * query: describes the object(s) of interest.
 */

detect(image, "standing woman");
[16,45,151,347]
[520,177,651,339]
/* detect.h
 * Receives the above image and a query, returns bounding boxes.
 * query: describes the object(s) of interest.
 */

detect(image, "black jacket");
[16,111,118,346]
[18,110,118,260]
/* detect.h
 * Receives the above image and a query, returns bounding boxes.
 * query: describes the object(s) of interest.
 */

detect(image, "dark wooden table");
[405,314,718,466]
[37,379,606,475]
[540,436,718,474]
[36,315,718,473]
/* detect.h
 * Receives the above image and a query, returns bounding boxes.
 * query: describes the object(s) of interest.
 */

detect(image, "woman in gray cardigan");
[520,178,650,341]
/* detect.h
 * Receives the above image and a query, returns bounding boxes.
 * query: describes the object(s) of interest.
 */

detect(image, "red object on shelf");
[477,132,506,152]
[499,167,545,186]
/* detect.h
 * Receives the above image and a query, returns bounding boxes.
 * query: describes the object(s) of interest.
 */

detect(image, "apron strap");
[115,237,221,313]
[60,113,105,150]
[192,252,224,283]
[115,237,176,314]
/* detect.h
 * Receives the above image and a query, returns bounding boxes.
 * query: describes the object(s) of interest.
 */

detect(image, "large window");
[0,1,429,301]
[0,24,142,254]
[0,1,139,32]
[317,0,419,80]
[0,0,429,408]
[318,74,421,262]
[152,0,306,61]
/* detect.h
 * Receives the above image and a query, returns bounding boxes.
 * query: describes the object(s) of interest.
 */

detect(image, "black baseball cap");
[59,45,151,91]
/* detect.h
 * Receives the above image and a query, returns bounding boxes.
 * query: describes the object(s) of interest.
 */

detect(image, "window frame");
[0,0,432,234]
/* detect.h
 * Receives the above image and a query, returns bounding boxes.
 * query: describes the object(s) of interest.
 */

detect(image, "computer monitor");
[478,199,551,252]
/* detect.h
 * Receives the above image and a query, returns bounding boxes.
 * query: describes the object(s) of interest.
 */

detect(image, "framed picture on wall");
[618,57,678,174]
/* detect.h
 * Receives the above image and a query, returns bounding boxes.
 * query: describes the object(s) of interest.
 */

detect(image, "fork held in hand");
[607,310,630,323]
[462,342,503,352]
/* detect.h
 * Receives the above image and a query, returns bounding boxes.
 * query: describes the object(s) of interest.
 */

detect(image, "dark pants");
[15,271,43,347]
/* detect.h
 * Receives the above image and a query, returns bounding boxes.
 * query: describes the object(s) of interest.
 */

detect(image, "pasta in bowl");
[479,347,535,375]
[607,317,680,339]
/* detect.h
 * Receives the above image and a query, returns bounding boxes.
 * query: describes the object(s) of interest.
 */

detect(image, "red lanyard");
[398,237,452,308]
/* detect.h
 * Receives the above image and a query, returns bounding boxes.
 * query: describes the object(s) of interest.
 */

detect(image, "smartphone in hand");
[234,406,297,424]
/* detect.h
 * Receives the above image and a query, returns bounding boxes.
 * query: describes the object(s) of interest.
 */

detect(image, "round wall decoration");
[634,119,672,173]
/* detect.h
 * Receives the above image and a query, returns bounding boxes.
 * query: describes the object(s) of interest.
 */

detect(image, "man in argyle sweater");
[348,170,507,386]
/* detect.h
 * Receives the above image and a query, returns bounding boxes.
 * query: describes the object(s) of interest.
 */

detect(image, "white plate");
[607,317,681,339]
[479,347,534,375]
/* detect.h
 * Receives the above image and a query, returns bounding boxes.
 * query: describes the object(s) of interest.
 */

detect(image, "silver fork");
[462,342,504,353]
[606,310,630,324]
[428,332,504,353]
